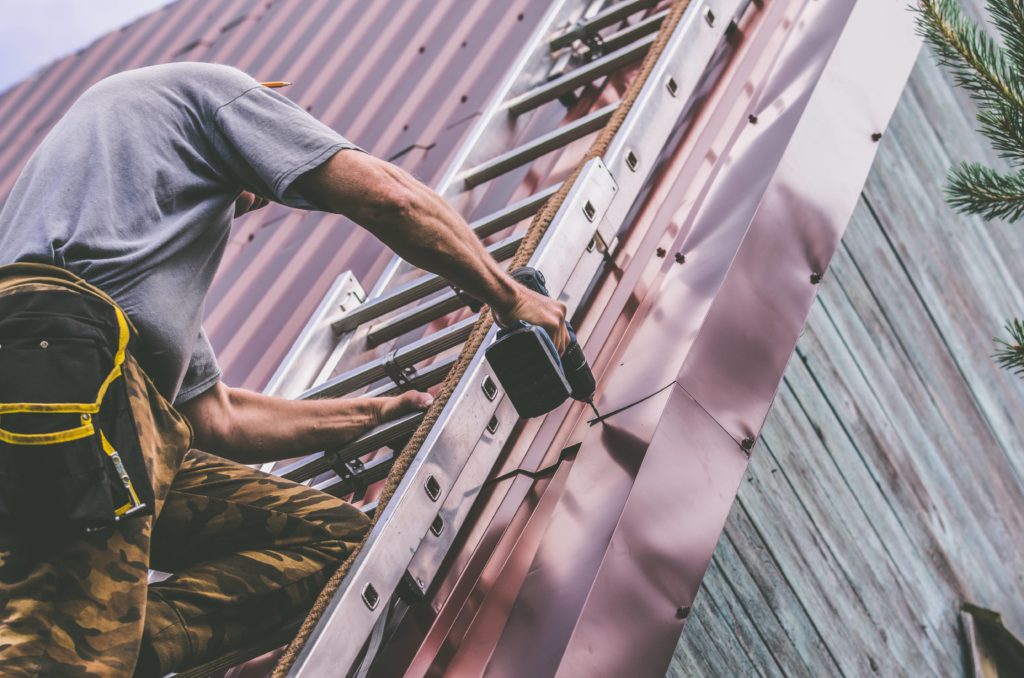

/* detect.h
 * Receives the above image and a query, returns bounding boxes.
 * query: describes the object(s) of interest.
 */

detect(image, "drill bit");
[587,399,602,420]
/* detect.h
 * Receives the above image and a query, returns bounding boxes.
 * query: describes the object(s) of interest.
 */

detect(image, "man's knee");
[295,491,371,559]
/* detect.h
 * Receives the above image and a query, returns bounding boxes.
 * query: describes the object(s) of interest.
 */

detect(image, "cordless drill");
[484,267,598,419]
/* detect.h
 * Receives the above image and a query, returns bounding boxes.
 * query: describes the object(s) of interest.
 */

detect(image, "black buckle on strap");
[331,457,368,502]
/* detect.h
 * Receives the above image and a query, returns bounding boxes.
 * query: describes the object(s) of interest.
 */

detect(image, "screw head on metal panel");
[871,132,883,142]
[674,252,686,264]
[741,436,755,451]
[748,114,758,124]
[676,606,691,619]
[39,340,49,349]
[810,271,822,284]
[656,247,667,258]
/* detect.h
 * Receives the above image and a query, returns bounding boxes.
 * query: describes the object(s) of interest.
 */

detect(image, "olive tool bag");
[0,283,154,530]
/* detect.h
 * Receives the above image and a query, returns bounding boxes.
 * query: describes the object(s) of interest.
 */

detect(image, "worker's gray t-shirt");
[0,62,357,404]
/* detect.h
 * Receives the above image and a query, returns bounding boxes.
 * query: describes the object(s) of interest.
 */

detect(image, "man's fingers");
[556,323,570,355]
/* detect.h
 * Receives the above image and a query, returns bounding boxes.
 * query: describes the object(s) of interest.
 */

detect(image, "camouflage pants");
[0,356,370,677]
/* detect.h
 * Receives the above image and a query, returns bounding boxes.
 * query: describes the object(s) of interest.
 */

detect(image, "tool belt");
[0,263,154,531]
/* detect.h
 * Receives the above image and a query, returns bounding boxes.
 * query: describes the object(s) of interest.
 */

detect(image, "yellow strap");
[0,420,94,445]
[0,304,130,415]
[100,430,142,509]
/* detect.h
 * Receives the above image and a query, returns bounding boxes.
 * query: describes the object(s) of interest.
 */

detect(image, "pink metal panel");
[554,386,748,678]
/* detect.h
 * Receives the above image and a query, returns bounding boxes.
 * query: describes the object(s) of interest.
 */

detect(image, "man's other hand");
[492,286,570,355]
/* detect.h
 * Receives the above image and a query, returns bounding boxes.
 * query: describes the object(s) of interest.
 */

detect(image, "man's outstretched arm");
[291,149,571,353]
[178,383,432,465]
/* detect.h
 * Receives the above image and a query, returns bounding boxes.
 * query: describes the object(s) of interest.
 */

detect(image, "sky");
[0,0,171,93]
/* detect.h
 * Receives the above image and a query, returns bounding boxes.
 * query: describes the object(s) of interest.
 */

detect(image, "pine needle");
[993,318,1024,376]
[946,161,1024,220]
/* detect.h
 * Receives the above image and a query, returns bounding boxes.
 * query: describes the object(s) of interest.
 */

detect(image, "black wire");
[483,442,582,487]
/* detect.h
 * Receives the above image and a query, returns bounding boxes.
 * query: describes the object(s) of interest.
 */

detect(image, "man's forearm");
[377,171,521,314]
[178,382,430,465]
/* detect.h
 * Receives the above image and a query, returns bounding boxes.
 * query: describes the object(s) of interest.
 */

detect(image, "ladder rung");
[368,292,464,348]
[363,354,456,398]
[469,183,559,239]
[507,33,655,116]
[331,412,423,465]
[333,233,524,333]
[595,7,668,55]
[549,0,657,51]
[281,412,424,482]
[315,451,396,497]
[463,103,618,189]
[303,316,478,400]
[364,234,525,346]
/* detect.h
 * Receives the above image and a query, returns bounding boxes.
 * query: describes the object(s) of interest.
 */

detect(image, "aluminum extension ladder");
[251,0,746,674]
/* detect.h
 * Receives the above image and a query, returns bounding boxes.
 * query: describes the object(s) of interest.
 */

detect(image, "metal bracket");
[331,457,368,502]
[382,350,417,390]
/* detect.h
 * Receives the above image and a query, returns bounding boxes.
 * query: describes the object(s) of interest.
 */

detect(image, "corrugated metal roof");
[0,0,554,391]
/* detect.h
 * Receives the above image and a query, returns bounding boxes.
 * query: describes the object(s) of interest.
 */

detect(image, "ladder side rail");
[287,159,618,677]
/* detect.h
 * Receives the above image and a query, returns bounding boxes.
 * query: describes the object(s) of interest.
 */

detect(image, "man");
[0,62,567,677]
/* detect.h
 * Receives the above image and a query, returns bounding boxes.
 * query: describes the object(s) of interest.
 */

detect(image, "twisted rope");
[272,1,692,673]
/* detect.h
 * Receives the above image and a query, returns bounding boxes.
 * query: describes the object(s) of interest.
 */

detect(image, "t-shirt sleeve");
[211,83,362,210]
[174,327,222,405]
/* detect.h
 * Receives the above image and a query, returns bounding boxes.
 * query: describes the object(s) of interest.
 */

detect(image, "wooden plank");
[697,553,788,678]
[861,88,1024,483]
[723,446,893,675]
[671,583,764,678]
[820,233,1024,585]
[777,344,963,666]
[838,203,1024,567]
[667,599,733,678]
[757,384,953,674]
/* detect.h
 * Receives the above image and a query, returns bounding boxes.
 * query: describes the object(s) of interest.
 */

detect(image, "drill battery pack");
[485,320,572,419]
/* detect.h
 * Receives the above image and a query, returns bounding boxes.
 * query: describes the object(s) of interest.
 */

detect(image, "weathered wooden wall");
[670,9,1024,677]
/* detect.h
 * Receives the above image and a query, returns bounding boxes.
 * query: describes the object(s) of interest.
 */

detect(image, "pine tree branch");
[993,317,1024,376]
[917,0,1024,114]
[987,0,1024,77]
[976,104,1024,167]
[946,161,1024,220]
